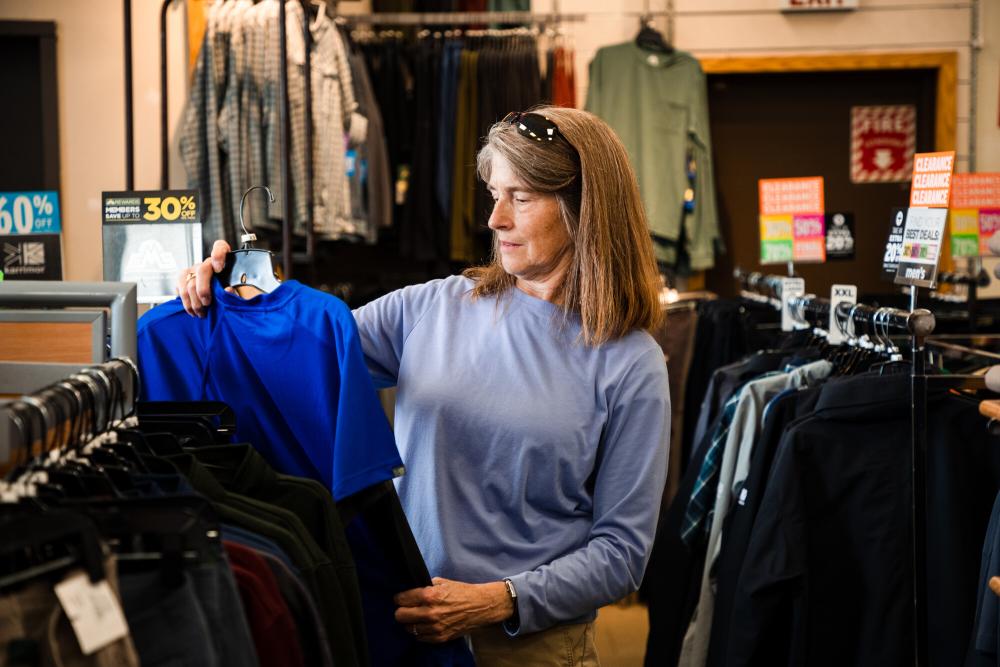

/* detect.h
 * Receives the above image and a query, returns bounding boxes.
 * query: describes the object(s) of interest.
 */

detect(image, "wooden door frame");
[698,51,958,152]
[688,51,958,288]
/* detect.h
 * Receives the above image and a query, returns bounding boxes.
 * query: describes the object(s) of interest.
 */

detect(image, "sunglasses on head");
[503,111,580,159]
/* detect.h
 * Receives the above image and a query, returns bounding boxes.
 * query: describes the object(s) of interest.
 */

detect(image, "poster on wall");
[758,176,826,264]
[0,190,63,281]
[850,105,916,184]
[102,190,202,303]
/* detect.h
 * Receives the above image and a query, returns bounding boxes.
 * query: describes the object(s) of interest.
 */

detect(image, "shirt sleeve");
[351,278,450,389]
[584,50,602,114]
[507,346,671,635]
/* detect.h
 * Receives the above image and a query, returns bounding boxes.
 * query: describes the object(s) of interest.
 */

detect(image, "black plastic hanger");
[636,15,673,55]
[217,185,282,293]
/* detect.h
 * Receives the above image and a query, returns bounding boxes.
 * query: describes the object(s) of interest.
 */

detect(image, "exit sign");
[781,0,858,10]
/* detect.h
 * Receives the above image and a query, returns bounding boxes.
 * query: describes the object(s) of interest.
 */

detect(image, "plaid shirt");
[680,388,742,546]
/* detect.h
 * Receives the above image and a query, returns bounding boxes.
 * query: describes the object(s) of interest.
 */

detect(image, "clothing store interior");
[2,0,1000,666]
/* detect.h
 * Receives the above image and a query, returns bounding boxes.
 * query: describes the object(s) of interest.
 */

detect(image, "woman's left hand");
[394,577,514,643]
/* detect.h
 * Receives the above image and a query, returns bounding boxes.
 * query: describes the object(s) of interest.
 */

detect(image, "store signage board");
[829,284,857,345]
[780,0,858,10]
[895,151,955,288]
[0,190,63,280]
[759,177,826,265]
[102,190,202,304]
[850,105,915,184]
[949,173,1000,257]
[882,208,907,281]
[825,212,855,260]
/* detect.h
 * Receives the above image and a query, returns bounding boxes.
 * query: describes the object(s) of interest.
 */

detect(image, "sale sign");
[909,151,956,208]
[949,173,1000,257]
[850,105,916,183]
[759,177,826,264]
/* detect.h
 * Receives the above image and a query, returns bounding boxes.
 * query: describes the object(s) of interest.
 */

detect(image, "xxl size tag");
[54,571,129,655]
[829,284,857,344]
[781,276,805,332]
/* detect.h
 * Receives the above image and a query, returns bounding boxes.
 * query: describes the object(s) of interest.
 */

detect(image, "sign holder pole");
[909,284,928,667]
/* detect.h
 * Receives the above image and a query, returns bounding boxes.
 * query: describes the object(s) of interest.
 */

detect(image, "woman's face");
[486,153,572,287]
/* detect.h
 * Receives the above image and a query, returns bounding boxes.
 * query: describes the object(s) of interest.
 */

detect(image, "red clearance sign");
[850,105,916,183]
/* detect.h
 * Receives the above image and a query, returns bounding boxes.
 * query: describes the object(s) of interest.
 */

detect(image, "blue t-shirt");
[136,280,403,500]
[354,275,671,634]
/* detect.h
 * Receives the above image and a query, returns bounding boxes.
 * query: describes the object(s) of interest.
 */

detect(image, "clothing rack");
[123,0,320,279]
[343,11,588,26]
[1,358,138,467]
[737,269,939,667]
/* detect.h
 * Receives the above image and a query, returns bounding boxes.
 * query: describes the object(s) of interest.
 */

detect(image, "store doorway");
[0,21,60,192]
[702,53,956,299]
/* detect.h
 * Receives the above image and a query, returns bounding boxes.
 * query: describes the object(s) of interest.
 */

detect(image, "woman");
[178,106,670,666]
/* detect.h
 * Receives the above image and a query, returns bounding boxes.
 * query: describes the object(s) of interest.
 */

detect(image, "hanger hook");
[239,186,275,244]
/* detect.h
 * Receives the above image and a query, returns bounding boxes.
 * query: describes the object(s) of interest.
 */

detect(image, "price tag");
[829,284,857,344]
[102,190,202,304]
[54,571,130,655]
[0,191,63,281]
[781,276,805,332]
[894,207,948,288]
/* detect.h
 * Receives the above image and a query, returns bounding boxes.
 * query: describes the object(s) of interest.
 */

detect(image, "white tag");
[829,284,857,344]
[54,571,129,655]
[781,277,805,332]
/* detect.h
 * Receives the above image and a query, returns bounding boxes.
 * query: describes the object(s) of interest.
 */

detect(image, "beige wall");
[977,0,1000,171]
[0,0,996,281]
[0,0,189,281]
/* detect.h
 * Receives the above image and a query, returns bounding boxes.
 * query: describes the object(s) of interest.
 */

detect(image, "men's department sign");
[850,105,916,183]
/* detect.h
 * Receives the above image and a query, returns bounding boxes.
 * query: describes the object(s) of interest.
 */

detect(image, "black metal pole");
[159,0,178,190]
[910,286,929,667]
[279,1,292,279]
[301,0,315,267]
[123,0,134,190]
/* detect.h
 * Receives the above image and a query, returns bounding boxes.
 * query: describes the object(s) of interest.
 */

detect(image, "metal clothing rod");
[123,0,135,190]
[344,11,588,25]
[160,0,181,189]
[301,0,315,267]
[279,0,293,279]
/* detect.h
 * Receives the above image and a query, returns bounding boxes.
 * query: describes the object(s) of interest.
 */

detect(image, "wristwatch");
[502,578,520,634]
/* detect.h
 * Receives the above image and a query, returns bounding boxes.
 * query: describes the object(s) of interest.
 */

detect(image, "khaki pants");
[469,622,600,667]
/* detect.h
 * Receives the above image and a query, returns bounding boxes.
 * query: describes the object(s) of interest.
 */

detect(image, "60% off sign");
[0,192,60,234]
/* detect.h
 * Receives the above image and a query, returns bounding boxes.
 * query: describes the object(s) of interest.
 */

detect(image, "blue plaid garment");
[680,390,742,546]
[680,370,786,547]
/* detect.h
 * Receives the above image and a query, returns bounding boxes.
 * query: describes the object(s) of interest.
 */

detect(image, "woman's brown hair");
[464,106,663,345]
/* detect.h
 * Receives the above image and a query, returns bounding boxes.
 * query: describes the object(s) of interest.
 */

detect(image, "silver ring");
[186,272,197,282]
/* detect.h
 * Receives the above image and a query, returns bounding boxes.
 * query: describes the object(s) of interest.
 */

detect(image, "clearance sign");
[949,173,1000,257]
[759,177,826,265]
[909,151,955,207]
[894,151,955,288]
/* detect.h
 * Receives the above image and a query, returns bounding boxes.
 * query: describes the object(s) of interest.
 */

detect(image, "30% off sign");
[142,194,197,222]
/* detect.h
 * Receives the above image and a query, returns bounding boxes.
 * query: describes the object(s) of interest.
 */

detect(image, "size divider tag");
[759,177,826,265]
[53,571,130,655]
[780,276,806,332]
[894,207,949,288]
[829,284,857,344]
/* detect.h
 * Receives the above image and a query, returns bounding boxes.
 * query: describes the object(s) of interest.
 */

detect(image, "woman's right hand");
[177,240,231,317]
